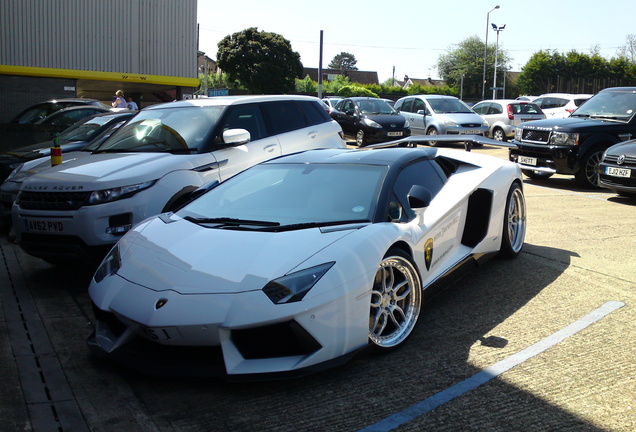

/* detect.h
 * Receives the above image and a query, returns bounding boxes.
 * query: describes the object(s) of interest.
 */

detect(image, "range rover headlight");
[262,262,335,304]
[88,180,156,205]
[94,245,121,283]
[514,127,522,141]
[550,132,579,146]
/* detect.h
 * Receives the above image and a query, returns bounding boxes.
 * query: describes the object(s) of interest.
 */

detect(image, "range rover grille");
[521,129,550,143]
[19,191,91,211]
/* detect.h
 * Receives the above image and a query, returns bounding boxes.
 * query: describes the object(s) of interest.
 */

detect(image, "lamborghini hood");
[115,215,356,295]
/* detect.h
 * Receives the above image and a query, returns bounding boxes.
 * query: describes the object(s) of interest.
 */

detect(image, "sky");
[197,0,635,83]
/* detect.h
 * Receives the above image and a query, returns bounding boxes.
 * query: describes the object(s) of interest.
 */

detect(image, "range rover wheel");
[574,149,604,188]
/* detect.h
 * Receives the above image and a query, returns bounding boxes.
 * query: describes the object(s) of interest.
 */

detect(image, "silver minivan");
[395,95,488,144]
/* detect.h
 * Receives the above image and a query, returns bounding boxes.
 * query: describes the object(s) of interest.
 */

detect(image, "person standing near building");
[112,90,126,108]
[126,97,139,110]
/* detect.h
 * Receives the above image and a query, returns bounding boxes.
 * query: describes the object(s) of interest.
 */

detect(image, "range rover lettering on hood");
[23,184,85,191]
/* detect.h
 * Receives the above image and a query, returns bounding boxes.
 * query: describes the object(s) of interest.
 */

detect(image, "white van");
[12,95,345,262]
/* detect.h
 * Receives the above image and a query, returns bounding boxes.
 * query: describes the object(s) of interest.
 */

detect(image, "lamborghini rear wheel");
[369,249,422,350]
[499,182,526,258]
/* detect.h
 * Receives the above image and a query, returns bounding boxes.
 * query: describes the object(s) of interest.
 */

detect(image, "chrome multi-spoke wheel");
[369,249,422,350]
[499,182,526,258]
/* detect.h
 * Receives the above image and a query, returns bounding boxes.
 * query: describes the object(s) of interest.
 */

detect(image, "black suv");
[509,87,636,187]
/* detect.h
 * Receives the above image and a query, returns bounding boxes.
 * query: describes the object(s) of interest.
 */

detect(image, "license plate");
[24,219,64,233]
[518,156,538,166]
[605,166,631,178]
[461,129,480,134]
[387,132,403,137]
[138,325,180,341]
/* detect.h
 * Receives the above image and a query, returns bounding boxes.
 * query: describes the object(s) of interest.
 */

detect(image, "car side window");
[488,104,503,115]
[391,160,446,221]
[298,101,330,125]
[399,99,413,113]
[413,99,426,113]
[472,103,488,115]
[222,104,266,141]
[262,101,308,135]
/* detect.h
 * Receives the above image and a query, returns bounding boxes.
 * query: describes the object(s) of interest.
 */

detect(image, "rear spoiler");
[367,135,517,152]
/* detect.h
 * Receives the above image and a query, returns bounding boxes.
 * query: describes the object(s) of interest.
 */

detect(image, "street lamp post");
[481,5,500,101]
[491,23,506,100]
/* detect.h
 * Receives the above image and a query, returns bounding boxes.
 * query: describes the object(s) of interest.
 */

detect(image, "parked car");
[329,97,410,146]
[87,145,526,378]
[1,104,112,152]
[8,98,110,125]
[321,96,343,111]
[0,112,135,225]
[510,87,636,187]
[598,140,636,198]
[515,96,538,102]
[12,95,345,263]
[472,99,545,141]
[533,93,592,119]
[394,95,489,145]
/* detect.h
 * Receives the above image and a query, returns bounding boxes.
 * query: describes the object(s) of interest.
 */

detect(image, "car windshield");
[357,99,396,115]
[94,106,223,153]
[56,115,114,142]
[178,163,388,229]
[570,91,636,122]
[428,98,473,114]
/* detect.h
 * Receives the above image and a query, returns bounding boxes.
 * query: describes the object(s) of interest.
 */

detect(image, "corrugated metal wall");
[0,0,197,78]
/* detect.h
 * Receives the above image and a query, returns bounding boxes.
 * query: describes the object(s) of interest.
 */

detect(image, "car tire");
[574,148,604,188]
[492,127,506,142]
[426,127,438,146]
[369,248,422,351]
[498,182,526,259]
[521,169,553,180]
[356,129,366,147]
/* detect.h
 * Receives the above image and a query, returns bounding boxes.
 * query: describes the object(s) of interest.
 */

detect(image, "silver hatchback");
[472,99,545,141]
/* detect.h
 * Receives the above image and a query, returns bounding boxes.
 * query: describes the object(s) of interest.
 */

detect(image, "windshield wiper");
[262,219,370,232]
[184,216,280,227]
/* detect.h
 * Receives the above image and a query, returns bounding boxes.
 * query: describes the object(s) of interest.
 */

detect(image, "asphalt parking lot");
[1,143,635,432]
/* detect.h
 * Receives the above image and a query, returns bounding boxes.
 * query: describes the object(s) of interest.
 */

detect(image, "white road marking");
[359,301,625,432]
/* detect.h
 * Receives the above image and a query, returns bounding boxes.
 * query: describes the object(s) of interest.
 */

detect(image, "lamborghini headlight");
[88,180,156,205]
[93,245,121,283]
[262,262,335,304]
[550,131,579,146]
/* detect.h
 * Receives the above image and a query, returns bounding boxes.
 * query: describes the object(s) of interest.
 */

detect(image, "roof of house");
[303,68,379,85]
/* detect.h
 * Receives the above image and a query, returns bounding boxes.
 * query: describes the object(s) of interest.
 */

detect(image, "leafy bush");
[337,85,379,98]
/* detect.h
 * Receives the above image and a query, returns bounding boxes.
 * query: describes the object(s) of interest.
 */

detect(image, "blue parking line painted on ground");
[359,301,625,432]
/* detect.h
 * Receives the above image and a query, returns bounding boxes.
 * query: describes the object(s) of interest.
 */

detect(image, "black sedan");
[598,140,636,198]
[330,97,410,146]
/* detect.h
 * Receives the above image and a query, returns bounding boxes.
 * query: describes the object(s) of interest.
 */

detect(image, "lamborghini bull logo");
[424,238,434,271]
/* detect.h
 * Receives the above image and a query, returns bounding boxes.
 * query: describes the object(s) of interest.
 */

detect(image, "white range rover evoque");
[12,95,345,263]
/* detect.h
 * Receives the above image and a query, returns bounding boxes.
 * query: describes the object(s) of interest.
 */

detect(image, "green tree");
[295,75,317,93]
[328,52,358,72]
[217,27,303,94]
[436,35,511,100]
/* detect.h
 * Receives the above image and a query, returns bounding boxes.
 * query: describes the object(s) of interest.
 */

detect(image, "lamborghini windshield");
[179,163,388,228]
[94,106,223,153]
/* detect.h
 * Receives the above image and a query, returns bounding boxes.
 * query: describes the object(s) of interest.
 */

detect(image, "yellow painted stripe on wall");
[0,65,199,87]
